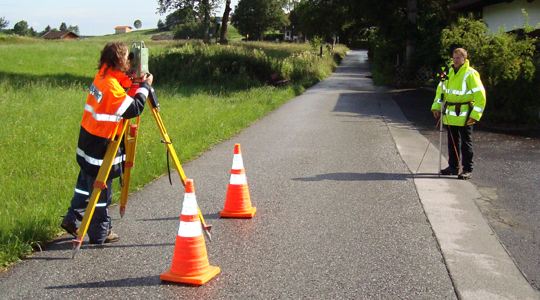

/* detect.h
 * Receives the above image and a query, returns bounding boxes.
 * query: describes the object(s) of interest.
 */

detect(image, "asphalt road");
[0,50,538,299]
[392,87,540,292]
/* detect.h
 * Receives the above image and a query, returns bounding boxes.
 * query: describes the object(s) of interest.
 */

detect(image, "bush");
[441,16,540,125]
[151,41,348,88]
[174,22,205,40]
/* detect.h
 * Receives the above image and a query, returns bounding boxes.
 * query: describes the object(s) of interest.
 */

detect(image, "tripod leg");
[119,118,140,218]
[72,122,129,258]
[148,104,212,239]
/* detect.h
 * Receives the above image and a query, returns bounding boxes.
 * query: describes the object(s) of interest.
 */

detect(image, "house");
[453,0,540,33]
[280,13,301,42]
[114,26,132,34]
[41,30,79,40]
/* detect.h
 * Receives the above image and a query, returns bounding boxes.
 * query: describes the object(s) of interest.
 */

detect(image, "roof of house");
[115,26,132,30]
[41,30,79,39]
[452,0,527,11]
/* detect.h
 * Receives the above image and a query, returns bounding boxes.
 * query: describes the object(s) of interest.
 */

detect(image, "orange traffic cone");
[160,179,220,285]
[220,144,256,218]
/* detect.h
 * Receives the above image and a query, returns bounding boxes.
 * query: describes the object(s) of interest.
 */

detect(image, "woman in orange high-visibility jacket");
[61,42,153,244]
[431,48,486,180]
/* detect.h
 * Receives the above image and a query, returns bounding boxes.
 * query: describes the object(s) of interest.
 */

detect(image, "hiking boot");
[61,221,79,237]
[90,231,120,244]
[458,171,472,180]
[440,166,459,175]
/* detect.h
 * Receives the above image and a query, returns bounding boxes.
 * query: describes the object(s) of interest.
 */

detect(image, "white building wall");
[483,0,540,33]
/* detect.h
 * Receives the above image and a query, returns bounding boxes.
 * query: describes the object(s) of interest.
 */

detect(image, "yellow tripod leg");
[72,122,129,258]
[148,102,212,241]
[119,118,140,218]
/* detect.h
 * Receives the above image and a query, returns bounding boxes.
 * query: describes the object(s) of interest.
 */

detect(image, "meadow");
[0,29,348,267]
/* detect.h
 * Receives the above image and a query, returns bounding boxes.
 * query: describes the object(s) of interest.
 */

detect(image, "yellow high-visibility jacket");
[431,59,486,126]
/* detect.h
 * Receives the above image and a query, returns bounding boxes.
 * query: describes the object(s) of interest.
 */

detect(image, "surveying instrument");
[71,41,212,258]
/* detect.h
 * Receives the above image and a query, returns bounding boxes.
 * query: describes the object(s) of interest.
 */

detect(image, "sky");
[0,0,239,36]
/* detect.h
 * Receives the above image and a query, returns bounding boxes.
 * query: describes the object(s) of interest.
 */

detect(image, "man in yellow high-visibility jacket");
[431,48,486,180]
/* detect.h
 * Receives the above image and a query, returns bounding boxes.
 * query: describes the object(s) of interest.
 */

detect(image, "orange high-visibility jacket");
[76,64,149,178]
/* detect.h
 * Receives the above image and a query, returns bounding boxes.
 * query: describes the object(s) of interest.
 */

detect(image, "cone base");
[160,266,220,286]
[220,206,256,218]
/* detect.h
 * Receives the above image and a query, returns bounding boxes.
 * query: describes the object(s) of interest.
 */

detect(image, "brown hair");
[98,42,130,75]
[453,48,468,59]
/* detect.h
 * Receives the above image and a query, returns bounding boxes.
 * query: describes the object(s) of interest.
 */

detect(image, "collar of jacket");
[452,59,470,75]
[99,64,132,89]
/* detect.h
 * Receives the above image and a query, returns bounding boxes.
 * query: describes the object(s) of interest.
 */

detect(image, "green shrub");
[441,16,540,125]
[174,22,205,40]
[151,41,348,88]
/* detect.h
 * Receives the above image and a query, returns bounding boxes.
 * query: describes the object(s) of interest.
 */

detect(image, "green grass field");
[0,29,348,268]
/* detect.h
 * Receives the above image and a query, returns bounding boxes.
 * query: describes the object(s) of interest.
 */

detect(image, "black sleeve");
[122,82,151,119]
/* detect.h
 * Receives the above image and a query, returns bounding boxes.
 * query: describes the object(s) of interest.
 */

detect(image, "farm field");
[0,29,348,267]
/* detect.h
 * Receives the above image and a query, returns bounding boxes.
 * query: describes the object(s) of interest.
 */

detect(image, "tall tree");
[219,0,232,44]
[294,0,350,48]
[158,19,167,31]
[13,20,29,36]
[59,22,67,31]
[68,25,80,35]
[157,0,220,44]
[231,0,289,41]
[165,6,196,29]
[0,16,9,30]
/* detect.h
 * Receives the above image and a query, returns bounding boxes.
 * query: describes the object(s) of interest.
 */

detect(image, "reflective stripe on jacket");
[431,59,486,126]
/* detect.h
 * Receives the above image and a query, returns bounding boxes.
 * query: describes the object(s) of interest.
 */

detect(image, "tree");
[13,20,29,36]
[293,0,350,48]
[165,7,196,29]
[231,0,289,41]
[158,19,167,31]
[158,0,220,44]
[219,0,232,44]
[0,16,9,30]
[67,25,79,35]
[134,20,142,30]
[59,22,67,31]
[39,25,51,37]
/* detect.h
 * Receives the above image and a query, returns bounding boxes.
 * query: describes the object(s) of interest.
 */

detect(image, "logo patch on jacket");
[89,83,103,103]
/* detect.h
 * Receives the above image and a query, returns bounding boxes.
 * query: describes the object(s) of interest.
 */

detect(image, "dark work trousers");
[447,124,474,172]
[63,169,113,244]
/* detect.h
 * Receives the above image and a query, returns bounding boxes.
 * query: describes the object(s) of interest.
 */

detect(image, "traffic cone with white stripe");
[160,179,220,285]
[220,144,256,218]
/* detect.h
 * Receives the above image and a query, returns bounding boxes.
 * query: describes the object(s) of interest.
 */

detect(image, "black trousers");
[447,124,474,172]
[63,169,113,244]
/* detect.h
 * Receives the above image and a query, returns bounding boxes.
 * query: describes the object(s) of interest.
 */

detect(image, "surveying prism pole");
[438,100,444,177]
[437,67,449,177]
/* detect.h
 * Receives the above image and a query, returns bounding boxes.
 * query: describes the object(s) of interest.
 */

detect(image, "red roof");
[115,26,132,29]
[41,30,79,39]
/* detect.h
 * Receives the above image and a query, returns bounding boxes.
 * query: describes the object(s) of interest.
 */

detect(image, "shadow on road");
[291,172,442,181]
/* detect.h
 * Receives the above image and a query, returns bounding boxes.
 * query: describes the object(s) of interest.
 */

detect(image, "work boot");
[60,221,79,237]
[440,166,459,175]
[458,171,472,180]
[90,231,120,244]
